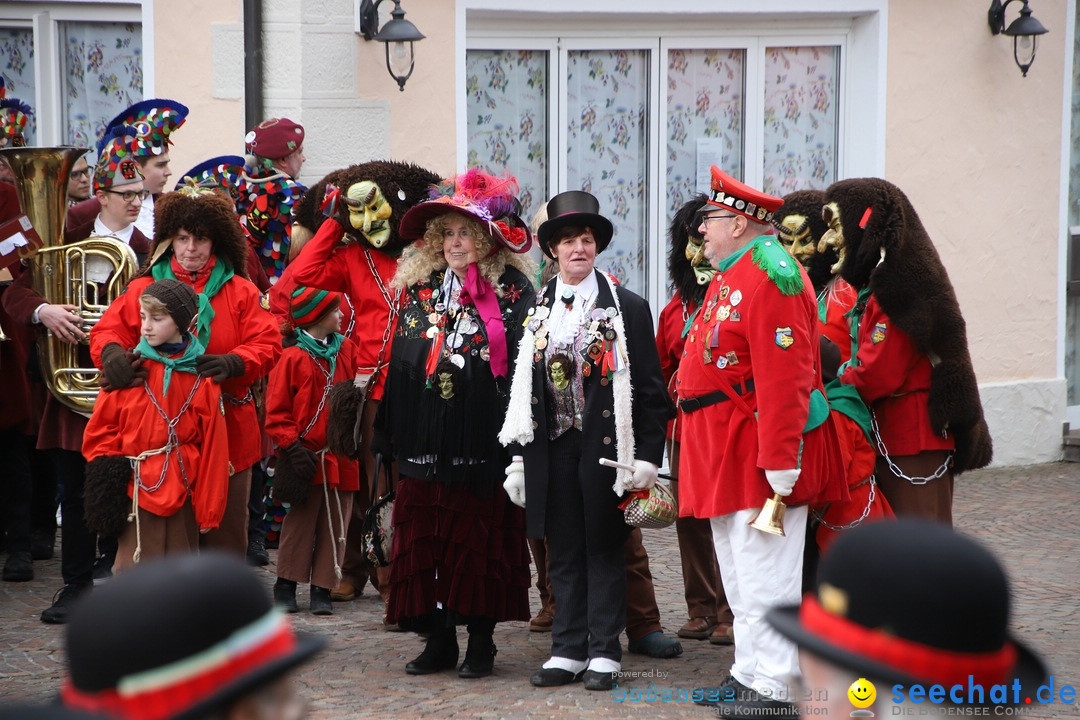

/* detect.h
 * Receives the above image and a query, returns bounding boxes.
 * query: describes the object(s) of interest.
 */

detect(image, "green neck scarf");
[296,330,343,379]
[136,333,205,397]
[714,237,757,273]
[151,259,234,348]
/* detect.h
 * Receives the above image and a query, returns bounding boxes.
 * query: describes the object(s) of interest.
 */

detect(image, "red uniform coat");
[277,219,396,400]
[656,291,697,443]
[82,360,230,530]
[839,295,955,457]
[677,237,844,518]
[264,339,362,491]
[90,268,281,471]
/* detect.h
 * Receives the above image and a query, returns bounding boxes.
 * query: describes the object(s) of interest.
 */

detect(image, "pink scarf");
[458,264,508,378]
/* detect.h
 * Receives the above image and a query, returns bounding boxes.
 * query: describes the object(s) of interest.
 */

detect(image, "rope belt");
[316,447,347,581]
[678,379,755,414]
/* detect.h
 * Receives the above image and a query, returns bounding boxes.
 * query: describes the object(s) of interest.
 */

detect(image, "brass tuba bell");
[0,146,139,416]
[748,493,787,536]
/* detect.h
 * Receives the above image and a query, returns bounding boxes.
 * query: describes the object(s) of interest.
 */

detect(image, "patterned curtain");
[466,50,548,226]
[666,48,745,223]
[0,28,37,144]
[566,49,649,295]
[60,21,143,156]
[762,45,840,196]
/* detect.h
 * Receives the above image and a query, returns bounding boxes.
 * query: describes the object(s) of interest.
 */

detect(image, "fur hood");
[667,193,712,306]
[143,190,249,279]
[822,177,992,472]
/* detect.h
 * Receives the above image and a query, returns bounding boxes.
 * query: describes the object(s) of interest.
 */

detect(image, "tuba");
[0,146,139,415]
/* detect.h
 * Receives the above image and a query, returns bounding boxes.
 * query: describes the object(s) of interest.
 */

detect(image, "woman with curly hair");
[376,169,536,679]
[90,187,281,560]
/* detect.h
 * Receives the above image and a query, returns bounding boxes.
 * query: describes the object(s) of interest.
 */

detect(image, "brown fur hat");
[822,177,992,472]
[292,160,441,257]
[774,189,835,294]
[667,193,712,306]
[144,190,250,279]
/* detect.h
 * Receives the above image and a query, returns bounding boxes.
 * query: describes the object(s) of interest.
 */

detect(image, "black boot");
[405,613,458,675]
[458,619,497,678]
[309,585,333,616]
[273,578,298,613]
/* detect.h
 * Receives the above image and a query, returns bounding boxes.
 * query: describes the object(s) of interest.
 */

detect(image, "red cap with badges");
[706,166,783,224]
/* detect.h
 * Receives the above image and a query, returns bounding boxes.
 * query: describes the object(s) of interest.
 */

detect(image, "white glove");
[764,468,800,497]
[503,456,526,508]
[630,460,659,491]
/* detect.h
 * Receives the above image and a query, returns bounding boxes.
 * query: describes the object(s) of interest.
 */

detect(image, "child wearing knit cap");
[82,279,230,573]
[265,285,363,615]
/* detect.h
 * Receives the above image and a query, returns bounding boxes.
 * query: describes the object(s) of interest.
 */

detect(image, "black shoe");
[41,583,91,624]
[718,696,799,720]
[309,585,333,616]
[246,538,269,567]
[458,634,497,679]
[694,675,748,708]
[583,669,616,691]
[405,631,459,675]
[2,551,33,582]
[273,578,298,613]
[92,553,114,585]
[529,667,585,687]
[31,529,55,561]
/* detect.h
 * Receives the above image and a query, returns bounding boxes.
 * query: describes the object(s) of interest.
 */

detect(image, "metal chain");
[812,476,878,531]
[362,248,400,382]
[870,410,953,485]
[298,352,334,440]
[138,379,202,494]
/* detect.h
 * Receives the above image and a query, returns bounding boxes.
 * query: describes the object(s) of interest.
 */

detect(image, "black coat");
[516,270,674,546]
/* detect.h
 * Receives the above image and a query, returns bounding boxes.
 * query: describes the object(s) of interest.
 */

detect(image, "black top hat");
[61,552,326,720]
[537,190,614,259]
[766,520,1050,707]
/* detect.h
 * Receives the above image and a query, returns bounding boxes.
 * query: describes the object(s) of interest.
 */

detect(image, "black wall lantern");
[358,0,425,91]
[988,0,1048,77]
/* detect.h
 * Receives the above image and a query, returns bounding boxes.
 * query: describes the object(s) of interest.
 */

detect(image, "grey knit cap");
[141,278,197,333]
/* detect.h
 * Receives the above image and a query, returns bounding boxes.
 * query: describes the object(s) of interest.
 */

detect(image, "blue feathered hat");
[98,98,188,157]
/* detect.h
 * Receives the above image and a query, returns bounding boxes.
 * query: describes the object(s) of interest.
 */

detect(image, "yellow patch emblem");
[872,321,887,344]
[775,326,794,349]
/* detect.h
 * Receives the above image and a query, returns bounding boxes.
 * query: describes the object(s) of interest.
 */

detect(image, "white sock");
[587,657,621,674]
[543,656,588,674]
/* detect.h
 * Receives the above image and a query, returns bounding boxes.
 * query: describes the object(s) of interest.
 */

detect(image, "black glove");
[100,342,147,391]
[196,353,246,383]
[369,427,394,461]
[273,441,317,505]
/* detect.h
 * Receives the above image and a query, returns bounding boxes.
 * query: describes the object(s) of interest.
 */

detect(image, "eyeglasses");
[69,168,91,179]
[104,189,149,203]
[700,213,737,228]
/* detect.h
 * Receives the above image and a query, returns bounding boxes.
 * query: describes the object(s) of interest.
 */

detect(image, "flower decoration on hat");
[398,167,533,254]
[707,166,783,224]
[93,126,144,193]
[0,89,32,148]
[98,98,189,158]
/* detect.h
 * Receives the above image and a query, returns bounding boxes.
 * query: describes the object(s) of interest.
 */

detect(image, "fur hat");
[93,127,143,193]
[821,177,992,472]
[61,552,325,720]
[667,193,714,306]
[774,189,835,294]
[767,520,1049,705]
[99,98,188,158]
[146,189,250,279]
[245,118,304,160]
[399,168,532,253]
[537,191,613,260]
[290,286,341,328]
[142,279,198,332]
[292,160,442,256]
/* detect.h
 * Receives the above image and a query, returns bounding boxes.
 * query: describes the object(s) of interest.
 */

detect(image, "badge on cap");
[775,326,794,349]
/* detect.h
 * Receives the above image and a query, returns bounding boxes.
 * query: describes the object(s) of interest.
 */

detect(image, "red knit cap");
[290,286,341,328]
[245,118,305,160]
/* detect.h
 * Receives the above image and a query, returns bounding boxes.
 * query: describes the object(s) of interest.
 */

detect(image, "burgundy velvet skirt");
[386,473,531,624]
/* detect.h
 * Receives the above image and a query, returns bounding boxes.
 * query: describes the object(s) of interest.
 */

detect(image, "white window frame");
[0,1,150,145]
[460,0,886,311]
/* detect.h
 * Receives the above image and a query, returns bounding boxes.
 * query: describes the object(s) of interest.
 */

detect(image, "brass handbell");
[748,493,786,536]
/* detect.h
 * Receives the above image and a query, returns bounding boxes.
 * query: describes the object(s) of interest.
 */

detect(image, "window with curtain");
[60,21,143,155]
[1,27,38,144]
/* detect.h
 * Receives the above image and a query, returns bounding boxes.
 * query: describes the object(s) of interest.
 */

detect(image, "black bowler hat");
[61,552,326,720]
[767,520,1049,705]
[537,190,614,259]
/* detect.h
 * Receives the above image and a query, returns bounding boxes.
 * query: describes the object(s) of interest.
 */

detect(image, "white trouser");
[710,505,806,701]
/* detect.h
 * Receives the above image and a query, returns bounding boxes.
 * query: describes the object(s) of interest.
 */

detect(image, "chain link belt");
[870,409,953,485]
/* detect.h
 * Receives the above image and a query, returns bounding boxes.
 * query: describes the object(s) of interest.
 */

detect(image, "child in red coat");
[83,279,229,573]
[265,286,362,615]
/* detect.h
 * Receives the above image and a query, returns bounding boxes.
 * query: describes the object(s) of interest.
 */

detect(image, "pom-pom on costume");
[823,177,992,524]
[98,98,188,158]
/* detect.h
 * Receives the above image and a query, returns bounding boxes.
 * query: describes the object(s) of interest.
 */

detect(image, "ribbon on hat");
[458,263,509,379]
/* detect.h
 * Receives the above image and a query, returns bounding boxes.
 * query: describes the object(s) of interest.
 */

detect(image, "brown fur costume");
[667,193,713,307]
[140,190,250,280]
[292,160,441,257]
[326,379,365,459]
[83,455,133,538]
[774,189,835,295]
[821,178,992,472]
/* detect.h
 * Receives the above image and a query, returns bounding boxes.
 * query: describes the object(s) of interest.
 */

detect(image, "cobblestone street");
[2,462,1078,719]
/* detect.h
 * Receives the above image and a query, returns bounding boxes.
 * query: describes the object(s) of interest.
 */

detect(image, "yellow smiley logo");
[848,678,876,709]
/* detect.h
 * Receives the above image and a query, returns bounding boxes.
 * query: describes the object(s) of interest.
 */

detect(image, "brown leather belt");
[678,379,755,414]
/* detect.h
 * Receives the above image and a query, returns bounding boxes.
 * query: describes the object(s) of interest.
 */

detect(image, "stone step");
[1064,430,1080,462]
